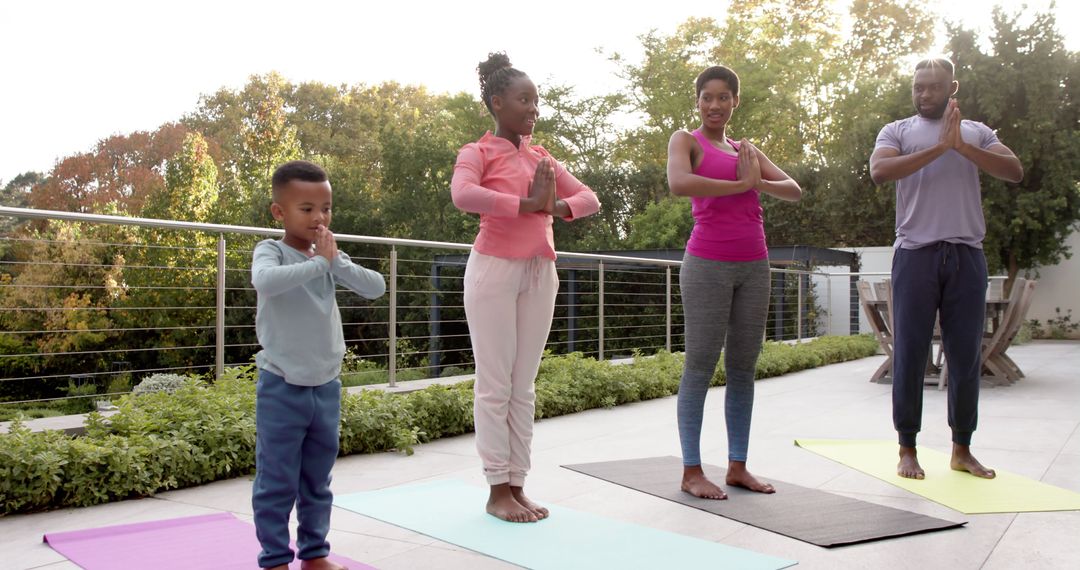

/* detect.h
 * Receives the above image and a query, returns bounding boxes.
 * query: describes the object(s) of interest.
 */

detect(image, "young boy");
[251,160,385,570]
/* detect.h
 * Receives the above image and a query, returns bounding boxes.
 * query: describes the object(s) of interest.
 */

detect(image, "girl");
[451,52,600,522]
[666,65,801,500]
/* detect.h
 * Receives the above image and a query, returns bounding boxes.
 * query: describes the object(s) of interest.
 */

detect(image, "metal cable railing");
[3,205,839,412]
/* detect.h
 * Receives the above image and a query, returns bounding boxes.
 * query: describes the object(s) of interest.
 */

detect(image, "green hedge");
[0,335,878,515]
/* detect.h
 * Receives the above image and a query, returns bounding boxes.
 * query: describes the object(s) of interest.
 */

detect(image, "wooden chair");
[857,279,894,383]
[983,280,1036,383]
[940,278,1027,389]
[967,277,1026,386]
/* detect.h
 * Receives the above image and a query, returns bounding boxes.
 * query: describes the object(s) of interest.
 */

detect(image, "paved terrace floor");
[6,340,1079,569]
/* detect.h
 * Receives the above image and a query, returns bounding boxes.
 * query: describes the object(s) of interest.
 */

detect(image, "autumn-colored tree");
[28,124,189,215]
[0,220,124,398]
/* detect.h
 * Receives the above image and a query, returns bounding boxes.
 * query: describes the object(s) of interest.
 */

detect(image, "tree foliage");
[2,2,1078,391]
[947,9,1080,284]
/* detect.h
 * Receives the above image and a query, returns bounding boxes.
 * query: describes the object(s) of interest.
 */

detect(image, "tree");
[617,0,934,250]
[610,17,722,169]
[0,220,123,398]
[185,73,301,228]
[947,8,1080,291]
[1,172,43,236]
[27,125,189,215]
[142,132,219,222]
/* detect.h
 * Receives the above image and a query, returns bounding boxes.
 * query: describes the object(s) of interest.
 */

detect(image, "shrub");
[105,373,133,396]
[0,335,878,515]
[439,366,471,378]
[132,373,190,395]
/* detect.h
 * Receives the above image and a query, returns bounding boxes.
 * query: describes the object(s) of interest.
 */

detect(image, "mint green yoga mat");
[334,479,796,569]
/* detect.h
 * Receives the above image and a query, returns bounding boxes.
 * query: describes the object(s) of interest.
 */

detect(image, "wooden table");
[863,299,1011,385]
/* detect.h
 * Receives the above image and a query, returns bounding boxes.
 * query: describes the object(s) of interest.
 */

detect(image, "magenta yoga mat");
[43,512,375,570]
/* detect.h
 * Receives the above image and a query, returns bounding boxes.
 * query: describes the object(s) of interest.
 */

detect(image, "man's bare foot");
[487,483,538,523]
[726,460,776,493]
[510,485,549,519]
[898,446,925,479]
[300,557,347,570]
[951,444,996,479]
[681,465,727,499]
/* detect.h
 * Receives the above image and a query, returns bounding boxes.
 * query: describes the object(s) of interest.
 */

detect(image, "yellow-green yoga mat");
[795,439,1080,514]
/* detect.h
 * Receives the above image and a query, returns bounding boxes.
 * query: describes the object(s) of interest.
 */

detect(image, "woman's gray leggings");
[677,254,770,465]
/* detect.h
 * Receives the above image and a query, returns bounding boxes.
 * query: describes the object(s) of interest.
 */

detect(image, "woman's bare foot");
[951,444,996,479]
[726,460,776,493]
[681,464,727,499]
[510,485,549,519]
[487,483,538,523]
[300,557,347,570]
[898,446,925,479]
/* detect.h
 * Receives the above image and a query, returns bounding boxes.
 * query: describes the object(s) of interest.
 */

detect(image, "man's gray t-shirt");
[874,115,1001,249]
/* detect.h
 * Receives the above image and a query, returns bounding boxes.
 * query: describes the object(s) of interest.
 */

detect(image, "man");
[869,58,1023,480]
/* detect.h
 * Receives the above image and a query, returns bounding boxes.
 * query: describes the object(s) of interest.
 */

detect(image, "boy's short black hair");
[271,160,328,202]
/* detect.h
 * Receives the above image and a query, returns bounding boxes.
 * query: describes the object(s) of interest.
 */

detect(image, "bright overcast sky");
[0,0,1075,184]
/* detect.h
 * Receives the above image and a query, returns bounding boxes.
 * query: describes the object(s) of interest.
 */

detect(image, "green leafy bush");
[132,373,191,395]
[0,336,877,515]
[1029,308,1080,340]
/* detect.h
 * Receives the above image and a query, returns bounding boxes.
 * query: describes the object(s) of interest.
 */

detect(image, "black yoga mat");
[562,456,965,547]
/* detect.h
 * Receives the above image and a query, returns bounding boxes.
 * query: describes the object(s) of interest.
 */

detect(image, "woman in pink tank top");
[666,66,801,501]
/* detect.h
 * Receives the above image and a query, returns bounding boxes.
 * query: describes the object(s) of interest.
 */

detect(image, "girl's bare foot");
[300,557,347,570]
[726,460,775,493]
[510,485,549,519]
[898,446,925,479]
[487,483,538,523]
[951,444,996,478]
[681,464,727,499]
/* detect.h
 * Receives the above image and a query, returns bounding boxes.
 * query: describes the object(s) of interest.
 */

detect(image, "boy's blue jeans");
[252,369,341,568]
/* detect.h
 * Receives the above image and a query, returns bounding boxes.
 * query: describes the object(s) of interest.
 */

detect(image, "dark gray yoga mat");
[562,456,965,547]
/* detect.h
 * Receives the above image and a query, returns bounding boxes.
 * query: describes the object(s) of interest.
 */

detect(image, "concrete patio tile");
[21,562,80,570]
[153,475,255,514]
[330,447,477,492]
[982,510,1080,570]
[1062,426,1080,455]
[554,481,747,543]
[5,341,1079,570]
[1042,452,1080,493]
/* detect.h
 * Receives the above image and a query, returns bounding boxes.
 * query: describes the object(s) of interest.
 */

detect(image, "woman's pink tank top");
[684,130,768,261]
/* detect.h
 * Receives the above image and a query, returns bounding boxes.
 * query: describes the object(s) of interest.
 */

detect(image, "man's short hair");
[915,57,954,76]
[271,160,328,201]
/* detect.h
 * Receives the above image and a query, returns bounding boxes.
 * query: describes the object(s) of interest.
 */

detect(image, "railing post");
[826,275,832,337]
[429,261,441,378]
[215,234,226,379]
[567,269,577,353]
[389,246,398,387]
[665,266,672,352]
[797,271,804,341]
[772,271,785,341]
[598,260,605,361]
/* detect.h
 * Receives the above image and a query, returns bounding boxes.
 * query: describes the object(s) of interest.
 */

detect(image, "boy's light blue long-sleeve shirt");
[252,239,386,386]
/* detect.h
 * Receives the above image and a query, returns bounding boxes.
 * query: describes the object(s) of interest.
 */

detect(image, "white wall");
[1025,231,1080,338]
[811,247,893,336]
